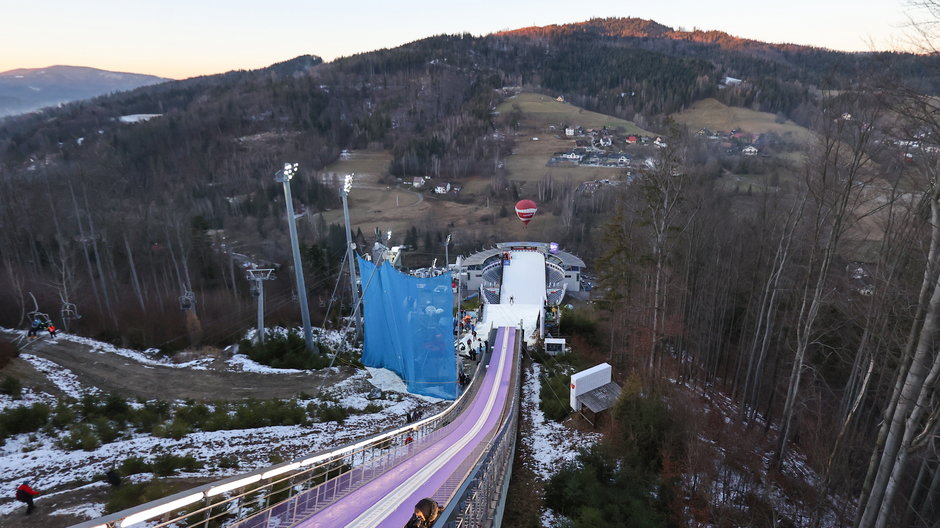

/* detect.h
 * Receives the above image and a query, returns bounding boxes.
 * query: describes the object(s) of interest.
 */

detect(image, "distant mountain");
[0,65,169,117]
[498,17,845,53]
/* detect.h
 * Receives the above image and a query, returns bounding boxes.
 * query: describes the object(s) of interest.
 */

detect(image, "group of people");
[27,317,57,338]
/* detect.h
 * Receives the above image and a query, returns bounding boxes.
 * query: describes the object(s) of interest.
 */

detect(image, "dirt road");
[1,331,357,401]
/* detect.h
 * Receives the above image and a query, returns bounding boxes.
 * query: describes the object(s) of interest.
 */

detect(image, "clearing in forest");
[671,98,814,144]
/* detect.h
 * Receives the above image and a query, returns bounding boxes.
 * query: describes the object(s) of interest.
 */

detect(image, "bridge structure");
[73,245,572,528]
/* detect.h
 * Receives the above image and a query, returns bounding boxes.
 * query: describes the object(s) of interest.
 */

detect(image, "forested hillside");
[2,15,940,528]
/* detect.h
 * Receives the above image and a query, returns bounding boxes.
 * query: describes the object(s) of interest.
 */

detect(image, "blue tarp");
[358,257,457,399]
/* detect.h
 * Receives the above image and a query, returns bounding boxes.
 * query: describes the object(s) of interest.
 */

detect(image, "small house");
[413,177,426,188]
[742,146,758,156]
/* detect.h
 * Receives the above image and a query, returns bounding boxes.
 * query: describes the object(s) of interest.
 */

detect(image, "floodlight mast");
[340,174,362,338]
[275,163,315,352]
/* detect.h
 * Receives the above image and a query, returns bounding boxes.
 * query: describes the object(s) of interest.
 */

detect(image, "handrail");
[72,326,521,528]
[439,325,522,527]
[70,356,489,528]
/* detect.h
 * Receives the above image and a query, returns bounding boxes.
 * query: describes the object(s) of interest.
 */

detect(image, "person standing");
[15,482,39,515]
[47,323,57,338]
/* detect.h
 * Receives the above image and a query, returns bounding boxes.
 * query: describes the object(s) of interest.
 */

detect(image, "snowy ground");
[0,330,445,520]
[520,363,601,526]
[521,363,600,480]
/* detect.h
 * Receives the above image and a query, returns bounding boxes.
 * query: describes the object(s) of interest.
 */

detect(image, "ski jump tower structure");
[73,241,586,528]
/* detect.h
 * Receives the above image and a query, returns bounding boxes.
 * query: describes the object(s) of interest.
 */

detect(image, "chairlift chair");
[179,290,196,311]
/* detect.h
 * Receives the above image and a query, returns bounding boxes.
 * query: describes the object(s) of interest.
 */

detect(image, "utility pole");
[275,163,315,352]
[340,174,362,337]
[246,267,275,344]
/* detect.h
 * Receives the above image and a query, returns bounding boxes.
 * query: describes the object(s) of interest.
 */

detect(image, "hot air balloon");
[514,199,537,227]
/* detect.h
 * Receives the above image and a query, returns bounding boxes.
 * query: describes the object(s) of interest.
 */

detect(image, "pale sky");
[1,0,920,79]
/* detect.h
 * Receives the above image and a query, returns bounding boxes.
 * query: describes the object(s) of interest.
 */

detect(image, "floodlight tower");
[246,267,276,344]
[340,174,362,336]
[275,162,314,352]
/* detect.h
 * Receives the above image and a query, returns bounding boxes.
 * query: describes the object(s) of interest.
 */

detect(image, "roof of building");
[577,382,622,413]
[459,242,585,268]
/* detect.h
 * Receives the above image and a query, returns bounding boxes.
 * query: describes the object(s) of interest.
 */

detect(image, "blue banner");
[359,257,457,399]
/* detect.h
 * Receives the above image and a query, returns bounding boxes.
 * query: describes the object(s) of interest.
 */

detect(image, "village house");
[412,177,426,188]
[742,145,759,156]
[434,183,452,194]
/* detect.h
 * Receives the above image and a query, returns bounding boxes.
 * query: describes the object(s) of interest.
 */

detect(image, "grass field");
[321,150,393,183]
[310,95,645,248]
[497,93,653,135]
[671,98,815,144]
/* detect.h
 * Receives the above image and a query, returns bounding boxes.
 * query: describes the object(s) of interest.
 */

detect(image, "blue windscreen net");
[358,257,457,399]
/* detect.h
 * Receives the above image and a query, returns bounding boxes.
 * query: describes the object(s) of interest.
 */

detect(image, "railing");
[71,354,491,528]
[438,327,521,528]
[546,261,566,284]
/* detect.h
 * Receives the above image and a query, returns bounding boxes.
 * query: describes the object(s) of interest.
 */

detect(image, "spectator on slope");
[47,323,57,338]
[28,318,40,338]
[15,482,39,515]
[106,468,122,487]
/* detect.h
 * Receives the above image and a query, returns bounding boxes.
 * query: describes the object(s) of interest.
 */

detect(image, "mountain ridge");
[0,64,169,117]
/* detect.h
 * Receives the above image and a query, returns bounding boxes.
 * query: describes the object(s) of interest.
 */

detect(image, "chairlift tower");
[340,174,363,338]
[246,267,276,344]
[444,234,451,269]
[275,163,315,352]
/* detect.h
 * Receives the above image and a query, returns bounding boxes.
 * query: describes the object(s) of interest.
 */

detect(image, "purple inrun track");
[296,326,516,528]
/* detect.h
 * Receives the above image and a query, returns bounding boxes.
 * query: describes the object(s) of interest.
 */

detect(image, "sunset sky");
[2,0,919,79]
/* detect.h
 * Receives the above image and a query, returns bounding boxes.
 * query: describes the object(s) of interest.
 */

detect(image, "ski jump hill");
[75,243,582,528]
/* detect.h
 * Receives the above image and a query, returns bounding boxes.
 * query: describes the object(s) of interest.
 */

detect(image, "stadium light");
[274,163,315,351]
[340,173,362,337]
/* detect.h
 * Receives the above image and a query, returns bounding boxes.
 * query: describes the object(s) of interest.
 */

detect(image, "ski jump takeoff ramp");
[296,326,518,527]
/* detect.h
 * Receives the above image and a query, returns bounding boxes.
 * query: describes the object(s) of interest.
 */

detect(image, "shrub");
[0,403,51,444]
[132,400,172,432]
[217,455,239,469]
[119,457,151,476]
[50,401,76,429]
[312,402,349,424]
[161,418,192,440]
[0,339,17,369]
[540,372,571,422]
[59,423,100,451]
[560,308,600,345]
[238,332,333,370]
[105,481,177,514]
[103,393,132,424]
[176,403,211,429]
[152,453,203,476]
[0,375,22,398]
[92,416,121,444]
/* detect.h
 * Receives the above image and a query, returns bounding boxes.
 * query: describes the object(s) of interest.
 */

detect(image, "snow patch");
[522,363,600,480]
